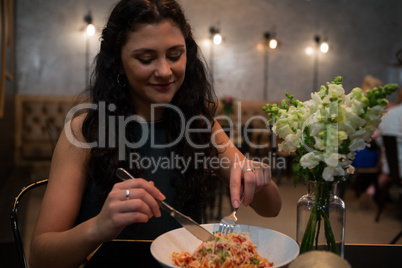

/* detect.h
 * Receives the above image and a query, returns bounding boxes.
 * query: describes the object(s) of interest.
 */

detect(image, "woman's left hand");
[229,160,271,208]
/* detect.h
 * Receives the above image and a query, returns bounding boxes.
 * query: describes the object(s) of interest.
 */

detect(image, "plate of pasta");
[150,224,299,268]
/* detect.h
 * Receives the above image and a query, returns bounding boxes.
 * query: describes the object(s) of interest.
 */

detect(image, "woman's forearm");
[30,217,102,268]
[250,180,282,217]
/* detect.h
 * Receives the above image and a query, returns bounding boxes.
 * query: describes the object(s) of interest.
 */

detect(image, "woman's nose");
[154,58,172,78]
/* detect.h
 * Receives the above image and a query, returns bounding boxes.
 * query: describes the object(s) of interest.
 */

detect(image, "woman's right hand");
[92,178,166,242]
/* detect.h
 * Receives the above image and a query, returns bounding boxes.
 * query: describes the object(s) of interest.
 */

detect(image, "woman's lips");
[151,81,174,91]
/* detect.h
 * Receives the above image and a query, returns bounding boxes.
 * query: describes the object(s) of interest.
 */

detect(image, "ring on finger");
[244,168,255,174]
[125,189,130,200]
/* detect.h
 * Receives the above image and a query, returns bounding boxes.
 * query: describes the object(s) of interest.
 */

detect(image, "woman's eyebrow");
[132,48,155,53]
[168,44,185,50]
[132,44,185,53]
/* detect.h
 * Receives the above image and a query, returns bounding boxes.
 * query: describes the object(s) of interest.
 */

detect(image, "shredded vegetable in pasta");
[172,232,273,268]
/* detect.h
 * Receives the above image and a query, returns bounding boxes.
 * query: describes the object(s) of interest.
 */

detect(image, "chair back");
[10,179,48,268]
[382,135,401,183]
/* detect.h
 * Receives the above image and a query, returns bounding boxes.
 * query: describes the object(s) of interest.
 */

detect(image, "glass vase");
[296,181,346,257]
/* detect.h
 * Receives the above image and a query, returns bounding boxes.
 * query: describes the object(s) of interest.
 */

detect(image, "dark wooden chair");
[10,179,48,268]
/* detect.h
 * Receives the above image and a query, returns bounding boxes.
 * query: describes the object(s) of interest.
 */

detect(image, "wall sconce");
[209,26,222,45]
[306,35,329,55]
[315,35,329,54]
[264,32,278,50]
[320,41,329,53]
[310,34,329,90]
[269,38,278,49]
[84,11,95,36]
[263,31,278,100]
[84,10,95,87]
[209,25,222,84]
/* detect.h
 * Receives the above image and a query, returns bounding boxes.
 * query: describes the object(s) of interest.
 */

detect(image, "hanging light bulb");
[264,31,278,50]
[213,33,222,45]
[320,41,329,53]
[209,26,222,45]
[86,24,95,36]
[269,38,278,49]
[84,11,95,36]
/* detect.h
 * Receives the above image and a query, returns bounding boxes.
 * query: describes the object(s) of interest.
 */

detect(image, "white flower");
[304,92,322,113]
[263,77,397,184]
[364,120,381,132]
[323,165,345,181]
[337,131,348,143]
[309,121,326,137]
[364,105,386,132]
[313,136,326,150]
[278,140,296,153]
[351,99,365,115]
[300,152,323,169]
[327,84,345,101]
[351,129,371,143]
[344,107,366,128]
[338,120,356,136]
[349,137,366,151]
[322,153,352,181]
[278,130,302,153]
[274,122,294,139]
[324,153,343,167]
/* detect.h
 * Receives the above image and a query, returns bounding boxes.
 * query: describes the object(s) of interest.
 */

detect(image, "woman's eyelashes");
[137,56,153,64]
[167,50,184,61]
[136,50,184,65]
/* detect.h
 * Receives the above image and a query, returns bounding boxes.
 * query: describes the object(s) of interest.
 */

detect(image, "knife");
[116,168,215,242]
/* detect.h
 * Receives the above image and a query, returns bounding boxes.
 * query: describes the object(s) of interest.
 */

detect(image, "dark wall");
[0,81,15,177]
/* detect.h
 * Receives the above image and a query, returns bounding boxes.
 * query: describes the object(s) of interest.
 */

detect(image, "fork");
[218,194,245,235]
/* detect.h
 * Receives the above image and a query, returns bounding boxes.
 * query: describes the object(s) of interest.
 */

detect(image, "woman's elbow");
[270,198,282,217]
[251,193,282,218]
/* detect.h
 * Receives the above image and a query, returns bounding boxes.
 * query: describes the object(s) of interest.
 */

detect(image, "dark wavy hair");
[81,0,218,216]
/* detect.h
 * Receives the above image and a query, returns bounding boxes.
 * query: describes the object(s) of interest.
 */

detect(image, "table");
[344,243,402,267]
[85,240,402,267]
[84,240,159,267]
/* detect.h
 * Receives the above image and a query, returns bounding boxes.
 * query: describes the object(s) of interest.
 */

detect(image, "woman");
[30,0,281,267]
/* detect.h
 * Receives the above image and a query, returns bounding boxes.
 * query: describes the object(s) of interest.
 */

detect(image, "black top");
[75,120,198,240]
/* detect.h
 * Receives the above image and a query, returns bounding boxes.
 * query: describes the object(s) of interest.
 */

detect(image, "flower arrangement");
[220,96,235,116]
[263,76,398,255]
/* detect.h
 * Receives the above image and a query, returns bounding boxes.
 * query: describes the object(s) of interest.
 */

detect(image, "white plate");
[150,223,299,268]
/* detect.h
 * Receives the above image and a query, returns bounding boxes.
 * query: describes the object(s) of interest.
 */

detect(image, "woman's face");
[120,19,187,120]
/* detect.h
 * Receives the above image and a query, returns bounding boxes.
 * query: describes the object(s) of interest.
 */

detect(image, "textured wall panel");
[16,0,402,102]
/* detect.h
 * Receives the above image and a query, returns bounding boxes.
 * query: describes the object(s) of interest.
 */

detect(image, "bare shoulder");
[60,113,87,148]
[64,112,88,144]
[51,112,90,166]
[48,112,89,188]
